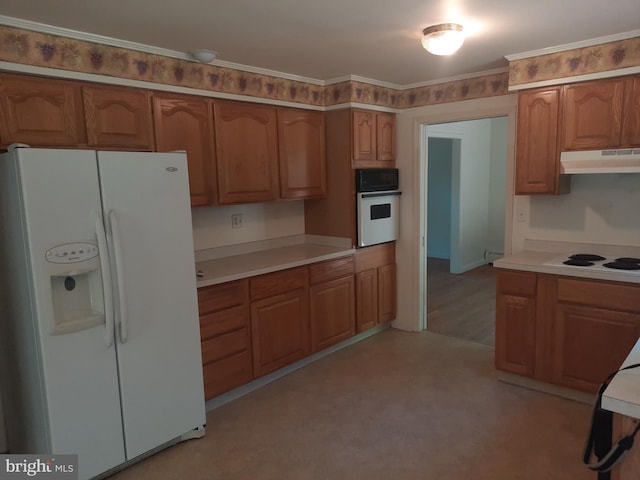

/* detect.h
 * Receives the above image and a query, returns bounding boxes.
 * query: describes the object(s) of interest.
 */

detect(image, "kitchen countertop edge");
[196,244,356,288]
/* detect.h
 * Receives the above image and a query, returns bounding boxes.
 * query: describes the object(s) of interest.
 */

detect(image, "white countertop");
[603,339,640,419]
[196,242,355,287]
[493,250,640,285]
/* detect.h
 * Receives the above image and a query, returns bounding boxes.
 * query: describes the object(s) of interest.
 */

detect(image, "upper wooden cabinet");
[352,109,396,168]
[214,100,279,204]
[561,78,626,150]
[0,73,86,147]
[152,93,217,207]
[621,76,640,147]
[515,87,567,195]
[277,108,326,200]
[82,85,154,150]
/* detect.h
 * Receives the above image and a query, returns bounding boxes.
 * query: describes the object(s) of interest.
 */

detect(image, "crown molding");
[324,74,402,90]
[400,67,509,90]
[505,30,640,61]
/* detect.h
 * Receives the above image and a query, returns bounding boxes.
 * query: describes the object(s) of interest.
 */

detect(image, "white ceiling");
[2,0,640,86]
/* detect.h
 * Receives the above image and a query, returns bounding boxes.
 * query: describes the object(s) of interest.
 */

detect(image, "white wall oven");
[356,169,401,248]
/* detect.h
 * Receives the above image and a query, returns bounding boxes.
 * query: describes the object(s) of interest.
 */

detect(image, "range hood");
[560,148,640,174]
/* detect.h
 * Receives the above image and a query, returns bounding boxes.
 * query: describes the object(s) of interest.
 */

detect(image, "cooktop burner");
[563,259,595,266]
[569,254,606,262]
[616,257,640,264]
[604,261,640,271]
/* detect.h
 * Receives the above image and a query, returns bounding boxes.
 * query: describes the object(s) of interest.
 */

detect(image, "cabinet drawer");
[199,305,248,340]
[250,267,308,300]
[309,256,354,284]
[557,278,640,312]
[198,280,247,314]
[202,350,253,400]
[201,328,250,364]
[496,271,537,296]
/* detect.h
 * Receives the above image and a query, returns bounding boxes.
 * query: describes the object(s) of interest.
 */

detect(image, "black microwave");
[355,168,399,193]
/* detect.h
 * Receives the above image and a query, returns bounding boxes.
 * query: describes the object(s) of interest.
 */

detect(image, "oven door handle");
[360,191,402,199]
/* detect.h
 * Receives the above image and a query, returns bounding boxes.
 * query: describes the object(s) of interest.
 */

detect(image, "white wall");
[192,201,305,251]
[512,173,640,249]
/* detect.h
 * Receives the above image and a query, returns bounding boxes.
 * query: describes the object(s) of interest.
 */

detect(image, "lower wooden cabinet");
[197,280,253,400]
[495,270,640,393]
[354,243,396,332]
[250,267,310,377]
[309,257,356,352]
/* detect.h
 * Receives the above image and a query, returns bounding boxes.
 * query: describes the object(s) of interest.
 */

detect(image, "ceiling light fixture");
[421,23,465,56]
[190,49,218,64]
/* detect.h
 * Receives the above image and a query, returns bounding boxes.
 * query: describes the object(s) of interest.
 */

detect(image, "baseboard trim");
[205,323,391,411]
[497,371,596,405]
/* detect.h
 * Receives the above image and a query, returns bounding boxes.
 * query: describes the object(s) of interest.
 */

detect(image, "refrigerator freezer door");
[97,151,206,460]
[14,148,126,478]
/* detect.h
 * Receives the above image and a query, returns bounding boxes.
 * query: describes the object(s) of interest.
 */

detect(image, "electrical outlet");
[231,214,244,229]
[516,207,528,223]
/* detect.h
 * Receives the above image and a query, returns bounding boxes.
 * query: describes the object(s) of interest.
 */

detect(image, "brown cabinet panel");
[202,350,253,400]
[552,304,640,393]
[250,266,308,300]
[197,280,247,314]
[277,108,326,199]
[310,276,355,352]
[562,78,625,150]
[214,100,279,204]
[515,87,563,194]
[82,85,154,149]
[556,277,640,313]
[251,288,310,377]
[495,290,537,377]
[0,73,85,146]
[309,256,354,284]
[199,305,247,340]
[352,110,376,164]
[621,76,640,147]
[376,112,396,164]
[378,263,396,323]
[356,269,378,332]
[153,93,217,207]
[354,242,395,273]
[201,328,250,364]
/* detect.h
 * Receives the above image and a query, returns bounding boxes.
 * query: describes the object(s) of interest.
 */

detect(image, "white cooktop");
[543,254,640,279]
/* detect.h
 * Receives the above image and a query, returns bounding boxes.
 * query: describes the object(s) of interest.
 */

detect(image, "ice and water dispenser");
[46,242,105,334]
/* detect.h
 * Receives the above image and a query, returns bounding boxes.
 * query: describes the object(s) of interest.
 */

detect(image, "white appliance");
[0,146,206,479]
[355,169,401,248]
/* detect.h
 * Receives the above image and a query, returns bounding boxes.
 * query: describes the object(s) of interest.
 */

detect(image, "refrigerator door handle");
[109,210,128,344]
[95,214,115,347]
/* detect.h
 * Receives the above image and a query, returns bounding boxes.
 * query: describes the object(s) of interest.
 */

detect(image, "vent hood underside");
[560,148,640,174]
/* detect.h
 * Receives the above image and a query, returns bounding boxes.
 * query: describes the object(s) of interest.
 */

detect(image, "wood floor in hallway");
[426,257,497,347]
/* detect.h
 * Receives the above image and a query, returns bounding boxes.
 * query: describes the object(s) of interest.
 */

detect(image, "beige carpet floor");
[109,330,594,480]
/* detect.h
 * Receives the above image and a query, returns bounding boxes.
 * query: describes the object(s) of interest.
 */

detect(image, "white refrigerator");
[0,146,206,479]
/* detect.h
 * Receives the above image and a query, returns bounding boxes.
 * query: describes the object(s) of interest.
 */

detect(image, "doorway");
[423,117,508,346]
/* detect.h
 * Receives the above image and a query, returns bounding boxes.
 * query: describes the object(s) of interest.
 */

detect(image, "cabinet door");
[515,87,562,194]
[310,276,355,352]
[83,85,154,149]
[214,100,279,204]
[562,78,625,150]
[352,110,376,165]
[278,108,326,199]
[621,76,640,147]
[356,269,378,332]
[378,263,396,323]
[494,271,537,377]
[251,289,309,377]
[0,73,85,146]
[551,304,640,393]
[153,93,216,207]
[376,112,396,166]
